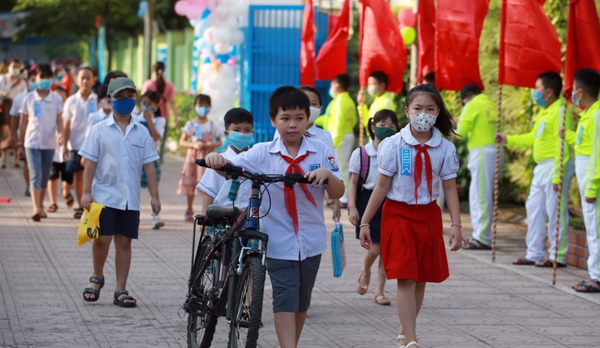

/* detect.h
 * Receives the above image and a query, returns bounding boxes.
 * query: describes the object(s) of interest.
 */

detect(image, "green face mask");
[374,126,396,141]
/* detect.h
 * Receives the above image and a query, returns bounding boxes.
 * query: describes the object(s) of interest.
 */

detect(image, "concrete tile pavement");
[1,153,600,347]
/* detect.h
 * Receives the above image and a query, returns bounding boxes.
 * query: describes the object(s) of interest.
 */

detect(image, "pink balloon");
[186,5,203,20]
[398,8,416,27]
[227,56,237,69]
[174,1,189,16]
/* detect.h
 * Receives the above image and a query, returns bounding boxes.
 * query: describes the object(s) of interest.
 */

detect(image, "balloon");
[213,28,231,43]
[207,0,218,11]
[201,8,211,19]
[230,30,244,45]
[398,8,416,27]
[400,26,416,45]
[220,0,234,6]
[220,64,235,79]
[230,3,246,17]
[224,17,238,31]
[174,1,189,16]
[215,53,231,63]
[227,56,237,69]
[214,6,229,20]
[214,42,231,55]
[208,13,224,27]
[186,6,203,20]
[203,27,216,43]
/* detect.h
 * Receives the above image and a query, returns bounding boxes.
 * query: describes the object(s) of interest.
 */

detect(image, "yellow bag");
[77,203,104,247]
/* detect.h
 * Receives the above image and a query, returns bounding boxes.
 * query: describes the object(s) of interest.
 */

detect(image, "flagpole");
[491,85,502,263]
[552,100,567,285]
[409,0,420,88]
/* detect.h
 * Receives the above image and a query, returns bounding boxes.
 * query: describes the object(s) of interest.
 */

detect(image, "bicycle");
[184,159,322,348]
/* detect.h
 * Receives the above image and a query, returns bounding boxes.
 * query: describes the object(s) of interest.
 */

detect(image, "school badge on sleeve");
[327,157,339,171]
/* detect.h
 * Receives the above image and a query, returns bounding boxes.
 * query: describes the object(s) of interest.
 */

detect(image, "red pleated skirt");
[380,200,449,283]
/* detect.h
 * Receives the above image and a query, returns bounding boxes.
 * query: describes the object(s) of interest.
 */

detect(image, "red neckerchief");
[413,144,433,203]
[280,152,317,234]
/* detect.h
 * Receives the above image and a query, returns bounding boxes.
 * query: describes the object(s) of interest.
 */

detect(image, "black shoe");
[25,188,30,197]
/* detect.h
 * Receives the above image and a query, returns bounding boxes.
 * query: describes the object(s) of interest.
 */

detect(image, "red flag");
[418,0,435,83]
[359,0,407,93]
[564,0,600,98]
[315,0,350,80]
[300,0,316,86]
[434,0,490,91]
[498,0,561,88]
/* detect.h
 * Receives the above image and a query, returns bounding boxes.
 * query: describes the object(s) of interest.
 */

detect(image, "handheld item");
[77,203,105,247]
[331,219,346,277]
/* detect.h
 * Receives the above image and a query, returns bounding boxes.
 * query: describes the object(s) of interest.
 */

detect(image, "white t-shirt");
[63,91,98,150]
[378,125,459,205]
[349,141,379,191]
[133,112,166,148]
[231,137,343,261]
[273,124,335,153]
[0,74,27,99]
[182,119,221,141]
[20,90,64,150]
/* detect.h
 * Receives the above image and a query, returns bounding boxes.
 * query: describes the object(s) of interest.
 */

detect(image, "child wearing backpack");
[348,109,398,306]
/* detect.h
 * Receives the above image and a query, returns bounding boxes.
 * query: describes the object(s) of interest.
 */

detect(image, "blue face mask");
[195,106,210,118]
[227,131,254,151]
[110,98,137,116]
[533,89,547,107]
[572,90,581,107]
[37,79,52,91]
[28,82,37,91]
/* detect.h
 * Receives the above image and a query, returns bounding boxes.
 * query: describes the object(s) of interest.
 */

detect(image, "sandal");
[63,193,74,207]
[47,203,58,213]
[398,335,405,348]
[464,239,492,250]
[404,342,418,348]
[113,289,137,308]
[31,213,41,222]
[512,257,535,265]
[185,210,194,223]
[374,294,391,306]
[74,208,83,219]
[356,270,369,295]
[573,280,600,293]
[535,259,566,268]
[82,276,105,302]
[40,211,47,219]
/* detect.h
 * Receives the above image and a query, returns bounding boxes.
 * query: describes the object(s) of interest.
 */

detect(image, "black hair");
[370,70,388,89]
[195,94,211,106]
[423,71,435,85]
[97,84,108,99]
[224,108,254,129]
[405,84,456,137]
[299,85,322,107]
[537,72,562,98]
[154,62,166,96]
[574,68,600,98]
[268,86,310,120]
[367,109,399,140]
[460,83,482,100]
[141,90,161,105]
[36,64,53,78]
[333,74,351,91]
[103,71,127,84]
[78,66,96,77]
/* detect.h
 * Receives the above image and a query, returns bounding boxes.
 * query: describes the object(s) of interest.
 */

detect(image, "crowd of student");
[2,57,600,348]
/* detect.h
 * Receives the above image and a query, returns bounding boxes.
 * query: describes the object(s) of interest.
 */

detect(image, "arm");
[179,132,199,150]
[143,161,161,214]
[456,104,474,137]
[17,113,28,158]
[359,174,392,249]
[202,136,222,151]
[505,119,538,148]
[80,159,97,210]
[443,178,465,251]
[144,111,162,142]
[347,173,361,226]
[56,112,64,146]
[10,114,19,147]
[63,119,71,156]
[314,115,328,128]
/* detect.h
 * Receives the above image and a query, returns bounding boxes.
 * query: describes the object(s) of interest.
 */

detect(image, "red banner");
[564,0,600,98]
[418,0,436,84]
[315,0,350,80]
[434,0,489,91]
[498,0,561,88]
[300,0,316,86]
[359,0,406,93]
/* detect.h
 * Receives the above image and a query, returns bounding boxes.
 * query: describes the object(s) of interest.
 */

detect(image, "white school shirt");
[197,146,252,209]
[349,141,379,190]
[273,124,335,153]
[231,136,343,261]
[63,91,98,150]
[86,109,112,137]
[0,74,27,99]
[378,125,459,205]
[79,115,160,211]
[133,112,166,148]
[20,90,63,150]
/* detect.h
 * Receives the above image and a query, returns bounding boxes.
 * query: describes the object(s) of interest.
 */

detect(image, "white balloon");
[213,28,231,43]
[214,6,229,19]
[224,17,238,31]
[220,65,235,79]
[229,2,246,17]
[214,42,231,55]
[220,0,234,6]
[230,30,244,45]
[209,73,224,89]
[203,27,216,44]
[207,0,218,11]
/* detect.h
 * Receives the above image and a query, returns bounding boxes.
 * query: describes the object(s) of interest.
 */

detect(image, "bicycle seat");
[206,204,240,222]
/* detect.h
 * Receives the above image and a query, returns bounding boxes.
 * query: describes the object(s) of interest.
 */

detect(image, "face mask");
[572,90,581,107]
[110,98,137,116]
[409,113,438,132]
[533,90,547,107]
[37,79,52,91]
[374,126,396,141]
[367,85,378,96]
[9,67,20,76]
[195,106,210,118]
[142,104,156,114]
[28,82,37,91]
[55,72,64,80]
[100,99,111,110]
[329,87,337,98]
[228,131,254,151]
[309,106,321,123]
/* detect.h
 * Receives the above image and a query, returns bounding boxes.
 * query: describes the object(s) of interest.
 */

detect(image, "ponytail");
[154,62,166,96]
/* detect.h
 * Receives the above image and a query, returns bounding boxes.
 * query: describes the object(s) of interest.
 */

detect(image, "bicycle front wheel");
[228,254,266,348]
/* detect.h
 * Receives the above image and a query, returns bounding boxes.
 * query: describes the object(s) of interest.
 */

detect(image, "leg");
[295,312,307,346]
[84,235,113,300]
[274,312,297,348]
[48,179,58,207]
[374,248,390,303]
[187,194,195,212]
[545,161,573,264]
[468,149,484,242]
[524,167,548,262]
[396,279,418,344]
[73,171,84,208]
[1,148,7,167]
[23,159,30,190]
[25,148,42,215]
[113,234,135,305]
[358,243,380,294]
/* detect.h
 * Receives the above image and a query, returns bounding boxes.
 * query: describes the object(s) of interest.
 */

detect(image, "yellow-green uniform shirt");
[315,92,357,147]
[506,98,573,185]
[565,99,600,198]
[456,94,499,150]
[358,91,396,129]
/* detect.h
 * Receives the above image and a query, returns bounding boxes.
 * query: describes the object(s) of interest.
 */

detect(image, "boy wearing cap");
[79,78,161,307]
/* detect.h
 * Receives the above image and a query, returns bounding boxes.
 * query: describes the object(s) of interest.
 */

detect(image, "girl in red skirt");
[359,84,466,348]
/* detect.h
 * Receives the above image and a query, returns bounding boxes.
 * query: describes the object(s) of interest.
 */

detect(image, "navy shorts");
[49,162,74,184]
[99,207,140,239]
[266,254,322,313]
[66,150,84,173]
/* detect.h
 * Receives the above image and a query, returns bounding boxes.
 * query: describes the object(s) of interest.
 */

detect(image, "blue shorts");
[99,207,140,239]
[266,254,322,313]
[25,148,54,190]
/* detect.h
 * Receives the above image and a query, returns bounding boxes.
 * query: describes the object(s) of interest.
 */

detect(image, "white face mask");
[8,67,20,76]
[309,106,321,123]
[367,85,378,96]
[100,99,112,111]
[409,113,438,132]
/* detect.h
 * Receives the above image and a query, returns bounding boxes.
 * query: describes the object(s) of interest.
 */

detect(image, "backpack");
[355,145,370,205]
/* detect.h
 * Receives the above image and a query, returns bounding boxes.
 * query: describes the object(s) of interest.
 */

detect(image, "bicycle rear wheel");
[187,237,220,348]
[228,254,266,348]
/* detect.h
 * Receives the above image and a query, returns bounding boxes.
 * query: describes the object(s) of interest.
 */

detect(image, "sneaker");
[152,216,165,230]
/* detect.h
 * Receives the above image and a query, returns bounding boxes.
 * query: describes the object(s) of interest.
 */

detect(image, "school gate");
[241,5,331,143]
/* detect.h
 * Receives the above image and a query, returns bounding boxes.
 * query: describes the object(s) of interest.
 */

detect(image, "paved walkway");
[1,154,600,347]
